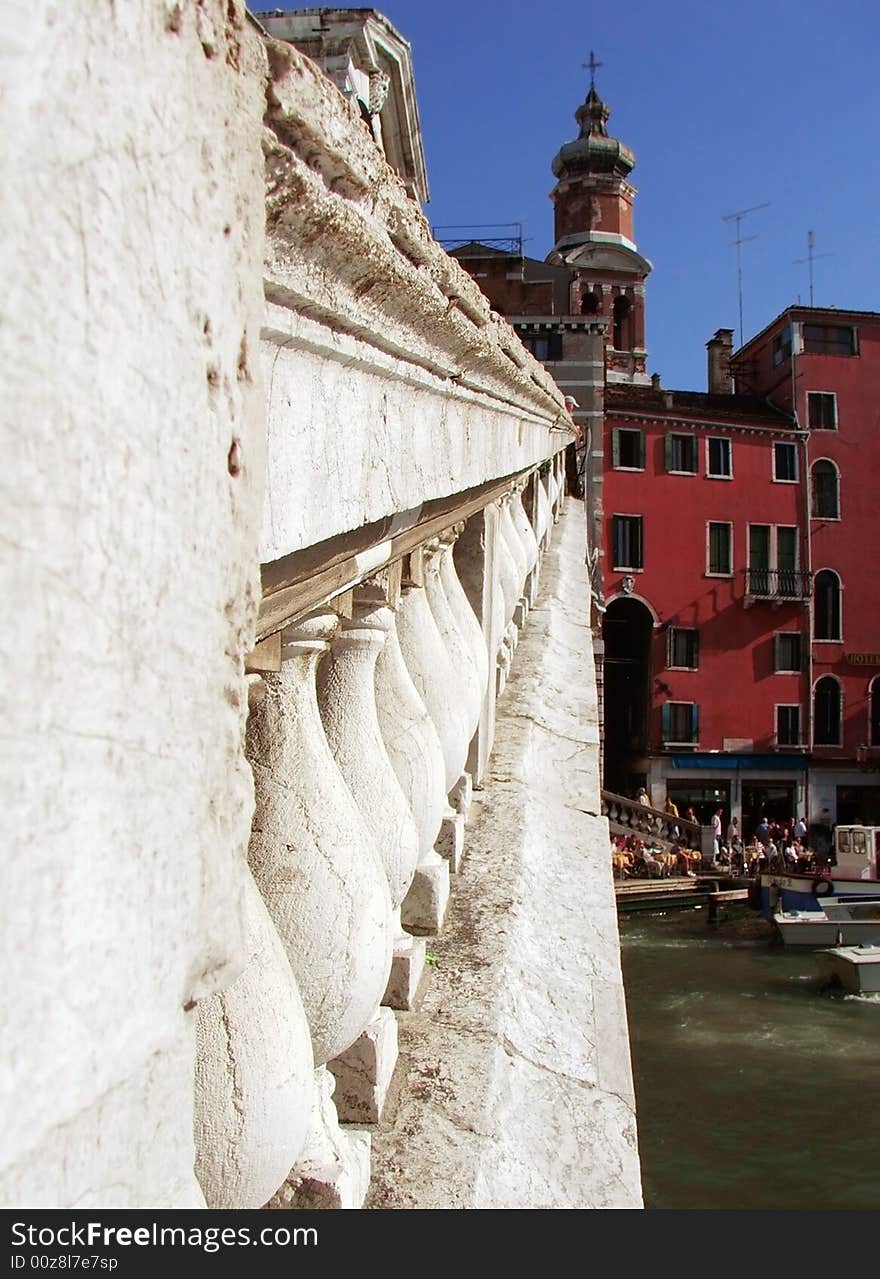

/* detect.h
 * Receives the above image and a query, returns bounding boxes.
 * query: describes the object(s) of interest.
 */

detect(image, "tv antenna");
[793,230,832,308]
[721,201,770,347]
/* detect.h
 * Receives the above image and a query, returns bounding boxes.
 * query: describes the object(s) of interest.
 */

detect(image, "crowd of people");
[611,805,826,880]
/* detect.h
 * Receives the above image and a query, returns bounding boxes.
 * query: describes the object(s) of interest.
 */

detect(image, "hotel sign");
[846,653,880,666]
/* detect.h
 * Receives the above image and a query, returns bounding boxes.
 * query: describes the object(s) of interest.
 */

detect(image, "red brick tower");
[548,70,651,384]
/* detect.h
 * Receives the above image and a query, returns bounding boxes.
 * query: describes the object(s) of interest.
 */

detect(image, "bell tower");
[548,56,652,384]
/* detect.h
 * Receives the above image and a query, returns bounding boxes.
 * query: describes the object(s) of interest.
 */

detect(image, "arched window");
[814,676,842,746]
[811,460,839,519]
[870,677,880,747]
[581,290,600,315]
[612,295,632,350]
[814,569,841,641]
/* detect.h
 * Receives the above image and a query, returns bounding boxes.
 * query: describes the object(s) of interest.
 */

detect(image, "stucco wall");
[0,1,267,1205]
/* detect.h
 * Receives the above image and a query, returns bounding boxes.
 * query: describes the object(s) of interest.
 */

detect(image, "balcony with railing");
[744,568,812,605]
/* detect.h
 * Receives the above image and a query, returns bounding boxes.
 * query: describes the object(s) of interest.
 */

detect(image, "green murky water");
[619,907,880,1209]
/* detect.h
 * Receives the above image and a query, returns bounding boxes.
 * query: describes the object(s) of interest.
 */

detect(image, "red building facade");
[451,70,880,835]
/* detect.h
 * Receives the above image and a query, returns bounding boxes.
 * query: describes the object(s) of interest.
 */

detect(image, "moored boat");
[773,897,880,947]
[759,824,880,918]
[815,945,880,995]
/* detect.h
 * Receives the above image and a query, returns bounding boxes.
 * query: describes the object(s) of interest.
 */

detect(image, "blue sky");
[266,1,880,391]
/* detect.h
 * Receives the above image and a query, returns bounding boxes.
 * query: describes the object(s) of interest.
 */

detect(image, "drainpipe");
[794,330,815,818]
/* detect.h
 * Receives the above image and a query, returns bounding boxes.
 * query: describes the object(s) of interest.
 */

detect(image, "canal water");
[619,906,880,1209]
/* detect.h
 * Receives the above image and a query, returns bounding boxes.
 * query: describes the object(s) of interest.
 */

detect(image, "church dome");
[551,85,635,180]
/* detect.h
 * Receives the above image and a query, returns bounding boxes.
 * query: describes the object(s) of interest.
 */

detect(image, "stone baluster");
[452,509,500,785]
[365,585,448,996]
[316,609,423,1120]
[536,471,552,549]
[550,457,562,521]
[496,498,521,683]
[496,499,521,629]
[438,525,490,700]
[247,610,393,1209]
[194,867,315,1209]
[396,558,471,794]
[510,483,539,613]
[395,570,465,931]
[499,494,529,632]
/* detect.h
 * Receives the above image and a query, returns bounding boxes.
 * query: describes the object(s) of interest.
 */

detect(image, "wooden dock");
[615,876,750,918]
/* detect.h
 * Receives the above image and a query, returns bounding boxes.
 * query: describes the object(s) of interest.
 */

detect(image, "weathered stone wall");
[1,3,636,1212]
[0,1,267,1206]
[259,38,572,562]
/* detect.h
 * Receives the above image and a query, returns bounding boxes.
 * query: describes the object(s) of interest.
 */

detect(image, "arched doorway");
[602,596,654,795]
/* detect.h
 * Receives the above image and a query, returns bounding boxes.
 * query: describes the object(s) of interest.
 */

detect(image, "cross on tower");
[584,50,603,88]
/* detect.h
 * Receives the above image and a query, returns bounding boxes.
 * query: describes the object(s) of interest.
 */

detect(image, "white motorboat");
[815,945,880,994]
[774,897,880,947]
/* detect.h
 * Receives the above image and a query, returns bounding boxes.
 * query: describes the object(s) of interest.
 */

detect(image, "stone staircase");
[601,789,715,857]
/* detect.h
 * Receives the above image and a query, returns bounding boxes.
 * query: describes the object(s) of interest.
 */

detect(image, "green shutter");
[664,435,673,472]
[774,633,782,672]
[612,429,621,468]
[691,704,700,744]
[662,703,671,742]
[666,628,674,669]
[637,431,646,468]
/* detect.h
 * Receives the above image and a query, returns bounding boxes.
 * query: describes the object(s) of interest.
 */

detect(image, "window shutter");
[612,429,621,468]
[662,703,671,742]
[774,633,782,672]
[637,431,646,468]
[691,705,700,744]
[664,435,673,472]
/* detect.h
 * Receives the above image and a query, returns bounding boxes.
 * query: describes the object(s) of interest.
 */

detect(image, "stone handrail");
[601,790,708,855]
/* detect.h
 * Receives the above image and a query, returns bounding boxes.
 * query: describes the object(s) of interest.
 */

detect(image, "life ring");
[812,878,833,897]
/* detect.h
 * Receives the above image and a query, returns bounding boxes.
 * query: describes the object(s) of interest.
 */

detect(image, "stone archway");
[602,595,654,794]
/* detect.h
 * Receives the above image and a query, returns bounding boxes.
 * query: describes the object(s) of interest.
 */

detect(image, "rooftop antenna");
[793,230,832,308]
[721,201,770,347]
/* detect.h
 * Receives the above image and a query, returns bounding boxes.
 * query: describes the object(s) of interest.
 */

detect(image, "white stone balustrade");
[394,577,457,932]
[511,482,540,615]
[365,588,447,998]
[194,870,315,1209]
[422,538,483,745]
[246,610,393,1207]
[536,473,552,549]
[316,610,420,1116]
[496,500,521,629]
[396,569,471,794]
[317,615,421,911]
[439,526,490,700]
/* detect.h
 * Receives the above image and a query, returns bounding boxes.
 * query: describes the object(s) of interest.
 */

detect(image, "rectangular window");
[667,627,699,670]
[776,705,802,747]
[772,328,793,366]
[773,441,798,482]
[707,522,732,576]
[774,632,803,672]
[748,525,803,598]
[706,437,732,478]
[665,433,698,474]
[802,323,858,357]
[612,515,643,570]
[662,702,699,745]
[520,331,563,361]
[611,428,646,470]
[807,391,838,430]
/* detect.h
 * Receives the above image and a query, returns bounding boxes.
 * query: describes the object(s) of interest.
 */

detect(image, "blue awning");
[670,754,808,772]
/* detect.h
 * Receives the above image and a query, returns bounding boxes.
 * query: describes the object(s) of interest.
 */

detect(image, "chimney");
[650,372,661,389]
[706,328,734,394]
